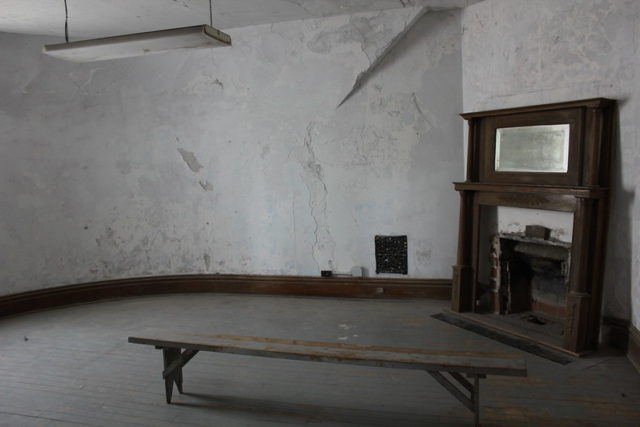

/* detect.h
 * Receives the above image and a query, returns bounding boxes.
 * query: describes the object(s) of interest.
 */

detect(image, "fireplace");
[451,98,615,354]
[488,226,570,323]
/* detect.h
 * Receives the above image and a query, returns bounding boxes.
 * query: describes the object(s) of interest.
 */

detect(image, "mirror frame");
[478,108,583,185]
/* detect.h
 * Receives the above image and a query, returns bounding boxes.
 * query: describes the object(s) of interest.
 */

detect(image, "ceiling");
[0,0,480,39]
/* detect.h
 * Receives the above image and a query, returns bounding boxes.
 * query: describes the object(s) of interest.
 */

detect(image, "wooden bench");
[129,330,527,426]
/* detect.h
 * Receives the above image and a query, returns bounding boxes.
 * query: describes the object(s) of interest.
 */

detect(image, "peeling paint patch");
[411,92,426,118]
[203,253,211,271]
[307,15,378,56]
[416,240,433,262]
[95,226,116,248]
[177,148,204,173]
[199,180,214,191]
[182,74,224,97]
[337,6,432,107]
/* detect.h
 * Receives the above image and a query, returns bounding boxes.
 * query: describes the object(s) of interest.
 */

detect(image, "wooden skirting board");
[629,324,640,374]
[0,274,451,319]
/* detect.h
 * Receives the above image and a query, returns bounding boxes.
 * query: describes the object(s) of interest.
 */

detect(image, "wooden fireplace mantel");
[452,98,615,355]
[453,182,608,199]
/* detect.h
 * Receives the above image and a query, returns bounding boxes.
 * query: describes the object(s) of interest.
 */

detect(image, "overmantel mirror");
[495,124,570,173]
[451,98,615,355]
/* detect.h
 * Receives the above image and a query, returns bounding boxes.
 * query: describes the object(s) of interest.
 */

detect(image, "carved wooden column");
[564,196,595,352]
[452,190,474,312]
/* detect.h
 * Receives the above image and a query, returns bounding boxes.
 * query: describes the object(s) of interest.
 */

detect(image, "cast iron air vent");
[375,235,408,274]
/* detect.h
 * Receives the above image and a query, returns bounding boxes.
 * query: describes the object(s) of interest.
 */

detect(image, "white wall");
[0,8,464,295]
[461,0,640,328]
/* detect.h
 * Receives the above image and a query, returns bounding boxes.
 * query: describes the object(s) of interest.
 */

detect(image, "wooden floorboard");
[0,294,639,426]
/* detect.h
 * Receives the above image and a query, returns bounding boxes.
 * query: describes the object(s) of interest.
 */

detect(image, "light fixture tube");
[43,25,231,62]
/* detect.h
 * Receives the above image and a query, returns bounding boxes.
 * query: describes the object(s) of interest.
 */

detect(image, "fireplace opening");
[480,225,571,339]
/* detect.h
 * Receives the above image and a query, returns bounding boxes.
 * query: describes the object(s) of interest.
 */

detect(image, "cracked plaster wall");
[461,0,640,328]
[0,7,463,295]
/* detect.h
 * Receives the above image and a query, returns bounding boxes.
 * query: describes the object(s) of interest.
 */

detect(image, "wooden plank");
[129,331,527,377]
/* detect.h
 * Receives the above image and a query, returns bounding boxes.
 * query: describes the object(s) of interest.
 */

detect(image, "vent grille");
[375,235,408,274]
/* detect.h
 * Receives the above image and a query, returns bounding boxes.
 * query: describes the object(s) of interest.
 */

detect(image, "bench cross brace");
[427,371,484,426]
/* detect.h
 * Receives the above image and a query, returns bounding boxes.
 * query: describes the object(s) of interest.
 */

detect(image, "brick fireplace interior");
[490,224,570,321]
[475,220,573,344]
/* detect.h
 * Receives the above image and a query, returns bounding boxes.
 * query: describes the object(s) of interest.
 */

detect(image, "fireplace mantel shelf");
[453,182,608,199]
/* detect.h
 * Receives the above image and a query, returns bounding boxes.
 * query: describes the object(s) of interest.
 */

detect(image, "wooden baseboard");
[602,316,630,351]
[0,274,451,318]
[629,323,640,374]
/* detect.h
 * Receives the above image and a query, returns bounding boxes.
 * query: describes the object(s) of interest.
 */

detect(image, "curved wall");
[0,8,464,295]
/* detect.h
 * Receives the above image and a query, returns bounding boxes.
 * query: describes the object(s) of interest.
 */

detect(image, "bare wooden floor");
[0,294,638,426]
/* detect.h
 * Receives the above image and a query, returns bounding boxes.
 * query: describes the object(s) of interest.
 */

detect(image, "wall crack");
[299,122,335,272]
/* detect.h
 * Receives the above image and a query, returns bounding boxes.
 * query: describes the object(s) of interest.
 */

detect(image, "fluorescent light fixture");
[43,25,231,62]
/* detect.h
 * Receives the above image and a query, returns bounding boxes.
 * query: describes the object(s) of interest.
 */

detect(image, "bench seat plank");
[128,330,527,377]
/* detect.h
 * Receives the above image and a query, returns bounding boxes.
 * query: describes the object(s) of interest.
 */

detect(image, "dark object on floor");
[522,314,547,325]
[129,330,527,426]
[432,312,573,365]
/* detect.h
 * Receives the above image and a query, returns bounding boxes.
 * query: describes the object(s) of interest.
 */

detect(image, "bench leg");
[162,348,181,403]
[159,347,199,403]
[175,367,183,394]
[428,371,484,426]
[471,374,480,427]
